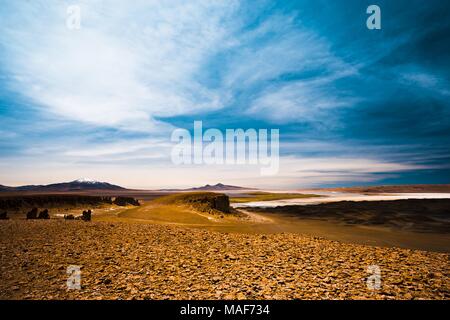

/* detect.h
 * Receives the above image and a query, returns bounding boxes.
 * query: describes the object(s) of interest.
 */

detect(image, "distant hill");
[0,178,126,192]
[324,184,450,193]
[0,184,13,191]
[188,183,249,191]
[159,183,251,192]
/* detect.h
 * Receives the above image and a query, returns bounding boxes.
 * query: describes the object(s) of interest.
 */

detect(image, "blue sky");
[0,0,449,189]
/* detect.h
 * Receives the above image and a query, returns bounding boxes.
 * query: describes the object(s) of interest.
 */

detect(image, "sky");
[0,0,449,189]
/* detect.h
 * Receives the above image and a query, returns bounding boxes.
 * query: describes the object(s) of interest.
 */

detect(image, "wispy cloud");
[0,1,361,130]
[0,0,240,131]
[247,76,359,124]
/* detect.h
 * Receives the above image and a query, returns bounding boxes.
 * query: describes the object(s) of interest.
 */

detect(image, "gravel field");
[0,220,448,300]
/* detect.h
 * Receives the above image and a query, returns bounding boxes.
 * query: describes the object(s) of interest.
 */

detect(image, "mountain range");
[0,180,250,193]
[159,183,250,191]
[0,178,125,192]
[187,183,249,191]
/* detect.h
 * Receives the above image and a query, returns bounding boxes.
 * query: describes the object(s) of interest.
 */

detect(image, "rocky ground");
[0,220,448,300]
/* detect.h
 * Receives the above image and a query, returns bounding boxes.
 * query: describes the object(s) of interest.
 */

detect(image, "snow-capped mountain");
[74,178,102,184]
[0,179,126,192]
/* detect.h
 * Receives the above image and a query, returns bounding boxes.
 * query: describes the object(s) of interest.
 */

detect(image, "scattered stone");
[38,209,50,219]
[81,210,91,222]
[224,253,238,260]
[26,208,38,220]
[0,220,448,300]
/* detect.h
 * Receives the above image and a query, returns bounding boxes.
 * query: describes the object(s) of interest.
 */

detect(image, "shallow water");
[232,192,450,208]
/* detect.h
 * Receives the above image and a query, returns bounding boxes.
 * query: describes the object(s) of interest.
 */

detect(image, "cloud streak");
[0,0,240,130]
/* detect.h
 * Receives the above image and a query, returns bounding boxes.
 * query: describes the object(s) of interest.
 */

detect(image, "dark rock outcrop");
[212,194,230,213]
[113,197,140,206]
[82,210,91,221]
[0,195,112,211]
[26,208,38,219]
[163,193,230,214]
[0,212,8,220]
[38,209,50,219]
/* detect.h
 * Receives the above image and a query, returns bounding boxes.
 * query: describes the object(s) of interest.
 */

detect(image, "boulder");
[82,209,91,221]
[64,214,75,220]
[38,209,50,219]
[26,208,38,219]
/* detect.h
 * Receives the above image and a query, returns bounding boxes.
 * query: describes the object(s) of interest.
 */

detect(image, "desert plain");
[0,187,449,300]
